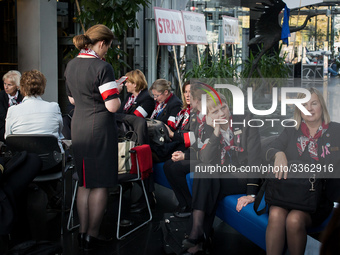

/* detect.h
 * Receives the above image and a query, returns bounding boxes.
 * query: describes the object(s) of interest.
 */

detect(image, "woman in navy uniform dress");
[64,24,121,250]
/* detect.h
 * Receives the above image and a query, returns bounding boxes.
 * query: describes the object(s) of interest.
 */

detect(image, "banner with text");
[283,0,322,9]
[181,11,208,45]
[222,16,239,44]
[154,7,186,45]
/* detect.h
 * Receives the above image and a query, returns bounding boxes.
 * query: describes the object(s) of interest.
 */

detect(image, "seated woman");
[4,70,64,215]
[5,70,64,151]
[163,82,207,217]
[116,69,153,145]
[264,87,335,255]
[183,92,262,254]
[0,71,23,142]
[118,69,154,118]
[0,153,41,236]
[149,79,182,130]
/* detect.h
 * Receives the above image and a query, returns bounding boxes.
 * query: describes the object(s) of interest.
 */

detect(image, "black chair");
[66,145,153,239]
[5,134,69,236]
[116,146,153,240]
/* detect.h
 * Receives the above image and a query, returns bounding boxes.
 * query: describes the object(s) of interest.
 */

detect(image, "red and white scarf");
[175,107,190,130]
[123,91,141,112]
[78,48,104,60]
[297,121,328,161]
[220,127,234,165]
[150,93,173,119]
[8,91,19,107]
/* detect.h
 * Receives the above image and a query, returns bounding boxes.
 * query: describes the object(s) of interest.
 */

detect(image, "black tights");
[77,186,108,237]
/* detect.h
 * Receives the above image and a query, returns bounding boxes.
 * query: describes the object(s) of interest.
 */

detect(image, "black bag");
[160,213,188,255]
[254,175,323,215]
[146,119,170,146]
[6,240,62,255]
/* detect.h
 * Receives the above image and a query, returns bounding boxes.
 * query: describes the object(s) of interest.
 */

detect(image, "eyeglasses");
[152,92,164,99]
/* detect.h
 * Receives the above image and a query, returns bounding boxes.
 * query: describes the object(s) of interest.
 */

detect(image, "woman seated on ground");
[149,79,182,130]
[183,92,262,254]
[163,82,208,218]
[0,71,23,142]
[5,70,64,151]
[118,69,154,118]
[264,87,335,255]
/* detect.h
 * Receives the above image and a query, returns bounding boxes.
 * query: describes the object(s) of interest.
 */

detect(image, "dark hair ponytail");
[73,34,92,50]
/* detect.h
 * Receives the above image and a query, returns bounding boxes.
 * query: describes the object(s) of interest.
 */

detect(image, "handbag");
[118,131,137,174]
[254,161,323,215]
[265,175,322,212]
[146,118,170,146]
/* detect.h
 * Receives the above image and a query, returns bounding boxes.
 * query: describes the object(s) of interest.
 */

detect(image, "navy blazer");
[0,90,23,142]
[118,88,155,118]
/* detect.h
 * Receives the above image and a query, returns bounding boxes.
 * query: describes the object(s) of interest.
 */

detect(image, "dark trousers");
[163,159,200,208]
[1,153,42,236]
[190,176,247,237]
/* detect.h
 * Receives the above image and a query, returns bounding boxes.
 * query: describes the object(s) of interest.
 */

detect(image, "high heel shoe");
[78,233,86,250]
[182,235,211,255]
[182,238,202,249]
[84,234,113,251]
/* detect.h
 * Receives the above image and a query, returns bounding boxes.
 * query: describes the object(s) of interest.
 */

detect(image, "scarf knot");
[296,121,328,161]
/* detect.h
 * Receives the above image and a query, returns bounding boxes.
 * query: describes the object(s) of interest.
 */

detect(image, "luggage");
[160,213,189,255]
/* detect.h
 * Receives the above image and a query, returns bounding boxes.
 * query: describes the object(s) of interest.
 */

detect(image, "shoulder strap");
[253,179,268,215]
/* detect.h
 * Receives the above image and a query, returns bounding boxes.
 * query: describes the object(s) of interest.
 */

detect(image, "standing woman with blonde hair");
[64,24,121,251]
[0,70,23,142]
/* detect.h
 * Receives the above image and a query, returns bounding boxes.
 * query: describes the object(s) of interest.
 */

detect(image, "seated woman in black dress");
[118,69,154,118]
[264,87,334,255]
[183,92,262,254]
[0,71,23,142]
[163,82,207,217]
[149,79,182,130]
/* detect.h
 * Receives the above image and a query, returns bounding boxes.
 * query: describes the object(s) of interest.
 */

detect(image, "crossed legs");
[266,205,312,255]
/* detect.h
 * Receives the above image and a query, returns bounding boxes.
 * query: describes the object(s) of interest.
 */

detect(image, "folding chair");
[66,145,153,238]
[67,171,79,231]
[5,134,68,236]
[116,144,153,240]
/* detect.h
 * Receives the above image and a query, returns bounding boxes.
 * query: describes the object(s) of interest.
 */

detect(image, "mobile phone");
[116,76,128,85]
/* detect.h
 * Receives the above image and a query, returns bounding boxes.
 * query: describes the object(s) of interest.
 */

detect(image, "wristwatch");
[249,194,256,198]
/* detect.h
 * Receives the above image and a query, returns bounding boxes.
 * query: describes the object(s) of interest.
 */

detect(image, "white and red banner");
[181,11,208,45]
[154,7,186,45]
[222,16,239,44]
[283,0,323,9]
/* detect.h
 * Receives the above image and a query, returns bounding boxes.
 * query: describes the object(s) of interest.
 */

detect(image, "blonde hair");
[125,69,147,93]
[149,79,171,94]
[206,92,228,114]
[20,70,46,97]
[293,87,330,130]
[73,24,114,50]
[2,70,21,89]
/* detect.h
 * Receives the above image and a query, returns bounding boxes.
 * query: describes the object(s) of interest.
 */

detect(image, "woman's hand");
[273,151,288,179]
[171,151,185,162]
[118,82,124,93]
[165,124,174,138]
[236,195,255,212]
[206,115,220,136]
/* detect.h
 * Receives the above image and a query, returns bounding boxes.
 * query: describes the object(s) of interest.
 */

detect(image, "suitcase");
[160,213,189,255]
